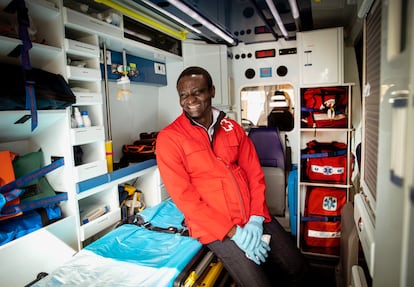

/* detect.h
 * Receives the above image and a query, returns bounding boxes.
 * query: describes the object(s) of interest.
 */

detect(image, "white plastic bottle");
[74,107,84,128]
[81,110,92,127]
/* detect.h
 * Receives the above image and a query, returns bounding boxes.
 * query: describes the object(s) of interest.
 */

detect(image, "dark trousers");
[207,217,308,287]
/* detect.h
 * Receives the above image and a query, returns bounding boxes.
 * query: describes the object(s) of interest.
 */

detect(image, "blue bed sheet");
[33,200,202,287]
[85,200,201,269]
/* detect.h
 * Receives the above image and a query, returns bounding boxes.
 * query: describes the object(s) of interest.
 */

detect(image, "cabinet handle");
[89,19,105,27]
[85,164,98,170]
[97,216,109,224]
[388,90,409,186]
[73,43,97,52]
[304,50,312,67]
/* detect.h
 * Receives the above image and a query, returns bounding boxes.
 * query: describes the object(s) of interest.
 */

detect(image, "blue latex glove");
[252,240,271,264]
[231,225,251,252]
[243,215,264,251]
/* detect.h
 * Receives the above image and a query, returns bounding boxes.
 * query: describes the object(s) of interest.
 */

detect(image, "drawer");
[65,38,99,58]
[71,126,105,145]
[74,92,102,104]
[80,208,120,241]
[74,159,107,182]
[67,65,101,81]
[63,7,122,39]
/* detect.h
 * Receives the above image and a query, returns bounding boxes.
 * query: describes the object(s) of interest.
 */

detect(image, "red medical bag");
[301,87,348,128]
[303,187,346,247]
[301,141,349,184]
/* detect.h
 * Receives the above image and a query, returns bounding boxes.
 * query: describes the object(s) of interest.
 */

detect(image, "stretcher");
[30,199,229,287]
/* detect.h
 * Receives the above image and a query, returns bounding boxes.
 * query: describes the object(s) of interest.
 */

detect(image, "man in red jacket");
[156,66,307,286]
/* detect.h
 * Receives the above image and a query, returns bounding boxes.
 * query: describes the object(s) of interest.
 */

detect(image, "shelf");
[80,208,121,241]
[70,126,105,145]
[0,36,62,69]
[66,65,101,81]
[74,159,107,183]
[76,159,157,195]
[300,182,352,188]
[26,0,60,19]
[64,38,100,58]
[300,128,354,132]
[73,92,103,105]
[0,215,77,286]
[62,7,182,63]
[0,110,66,142]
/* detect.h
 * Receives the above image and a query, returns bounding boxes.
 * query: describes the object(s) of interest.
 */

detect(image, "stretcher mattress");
[32,200,202,287]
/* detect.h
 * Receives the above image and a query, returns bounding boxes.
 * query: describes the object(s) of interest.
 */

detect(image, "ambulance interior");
[0,0,413,286]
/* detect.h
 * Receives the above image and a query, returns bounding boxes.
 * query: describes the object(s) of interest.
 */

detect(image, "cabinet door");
[183,42,229,107]
[298,28,343,86]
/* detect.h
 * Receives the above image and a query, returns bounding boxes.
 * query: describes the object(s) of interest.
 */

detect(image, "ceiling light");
[166,0,236,45]
[95,0,188,40]
[265,0,289,38]
[140,0,202,35]
[288,0,300,19]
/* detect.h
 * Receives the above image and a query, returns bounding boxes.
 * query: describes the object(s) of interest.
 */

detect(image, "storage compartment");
[65,38,99,57]
[71,105,104,127]
[80,209,120,241]
[297,27,343,86]
[74,159,107,182]
[64,28,99,57]
[63,7,122,39]
[78,187,120,241]
[0,216,77,287]
[66,65,101,81]
[70,126,105,145]
[73,140,107,181]
[69,80,102,105]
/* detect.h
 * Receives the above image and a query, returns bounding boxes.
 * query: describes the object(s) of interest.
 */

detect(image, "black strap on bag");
[120,213,189,236]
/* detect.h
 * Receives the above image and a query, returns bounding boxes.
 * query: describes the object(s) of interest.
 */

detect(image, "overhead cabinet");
[182,41,229,107]
[297,27,344,86]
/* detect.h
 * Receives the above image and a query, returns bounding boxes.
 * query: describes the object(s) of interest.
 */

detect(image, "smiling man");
[156,66,307,287]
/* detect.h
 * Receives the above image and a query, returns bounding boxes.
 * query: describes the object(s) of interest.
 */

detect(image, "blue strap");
[301,216,341,222]
[0,192,68,216]
[301,149,347,159]
[0,158,64,194]
[3,189,25,202]
[7,0,37,130]
[25,81,38,131]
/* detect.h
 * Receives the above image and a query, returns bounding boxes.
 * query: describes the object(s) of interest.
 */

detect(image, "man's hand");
[243,215,264,251]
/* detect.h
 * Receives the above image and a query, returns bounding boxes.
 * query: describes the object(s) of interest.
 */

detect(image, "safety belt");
[5,0,38,131]
[123,213,189,236]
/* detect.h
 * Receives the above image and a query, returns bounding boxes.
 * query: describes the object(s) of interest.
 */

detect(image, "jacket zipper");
[212,118,247,223]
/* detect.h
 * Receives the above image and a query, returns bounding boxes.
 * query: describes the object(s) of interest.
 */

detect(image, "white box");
[74,159,107,182]
[66,65,101,81]
[74,92,102,105]
[64,38,99,58]
[70,126,105,145]
[63,7,122,39]
[80,208,120,241]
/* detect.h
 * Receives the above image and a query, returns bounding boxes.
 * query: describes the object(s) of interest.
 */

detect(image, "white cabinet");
[64,27,108,184]
[0,0,173,284]
[183,41,229,107]
[297,27,344,86]
[0,0,77,285]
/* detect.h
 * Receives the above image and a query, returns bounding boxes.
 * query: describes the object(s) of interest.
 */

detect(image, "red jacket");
[156,111,271,244]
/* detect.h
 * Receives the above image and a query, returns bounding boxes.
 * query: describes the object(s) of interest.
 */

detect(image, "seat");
[267,91,294,132]
[248,127,286,216]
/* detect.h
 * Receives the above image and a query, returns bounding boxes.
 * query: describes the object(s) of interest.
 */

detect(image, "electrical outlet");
[154,62,166,75]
